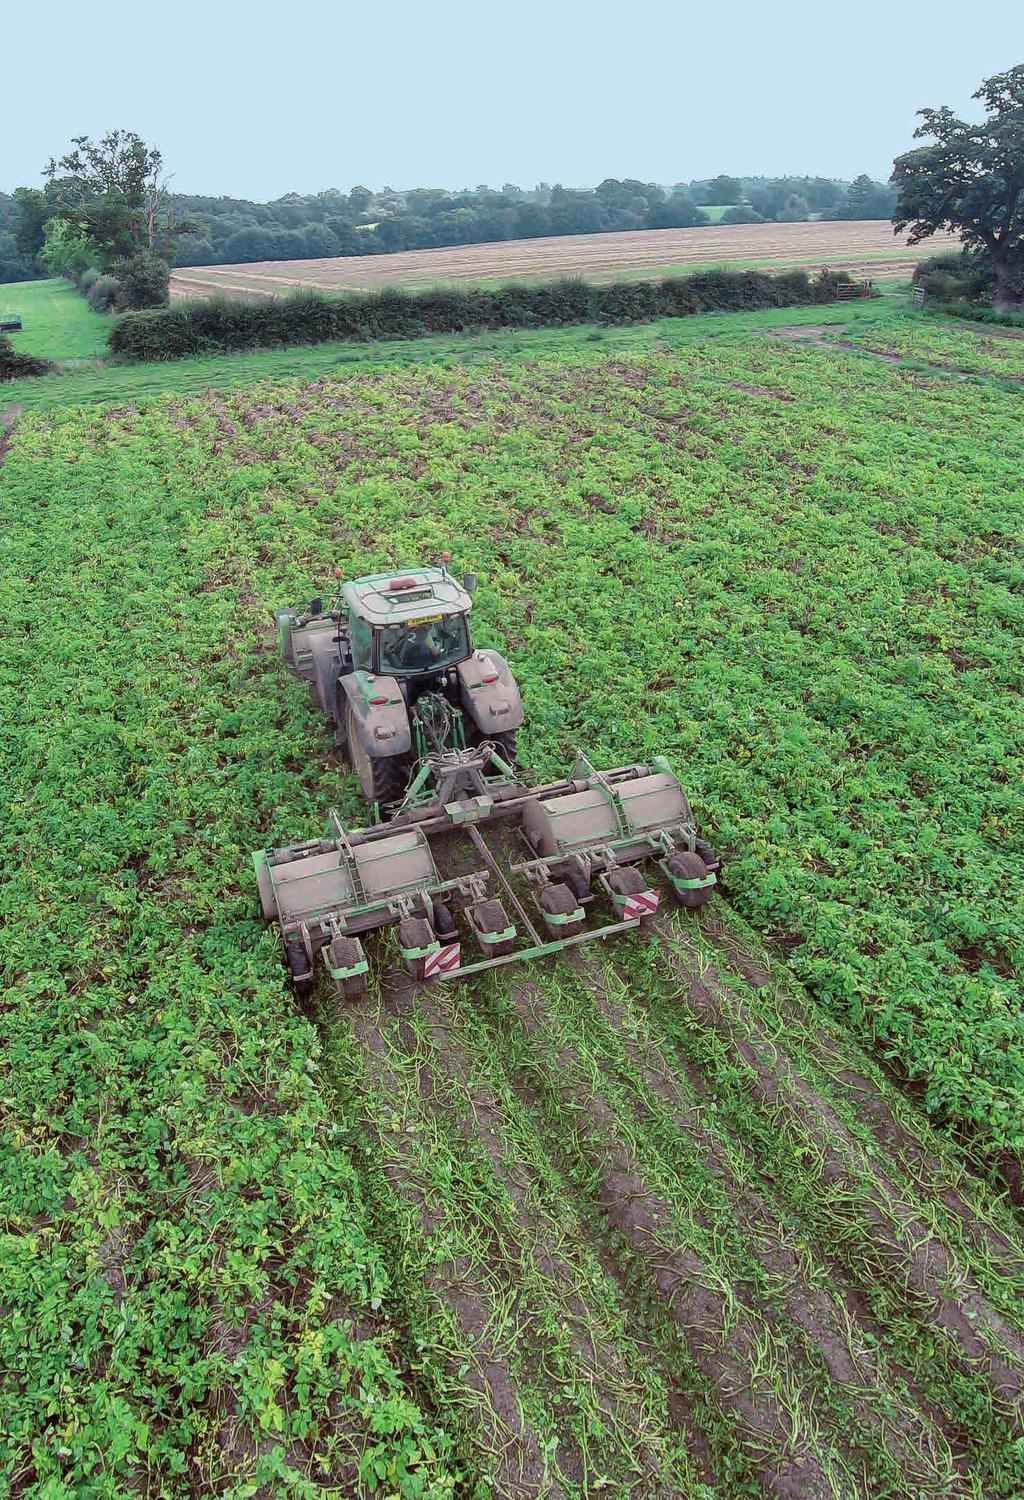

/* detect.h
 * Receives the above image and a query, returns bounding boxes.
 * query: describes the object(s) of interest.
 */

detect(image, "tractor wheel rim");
[347,705,375,801]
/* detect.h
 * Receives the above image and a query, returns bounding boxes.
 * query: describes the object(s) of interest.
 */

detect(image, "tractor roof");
[342,568,472,627]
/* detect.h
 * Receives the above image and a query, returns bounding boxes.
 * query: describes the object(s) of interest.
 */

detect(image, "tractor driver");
[385,621,445,671]
[398,623,441,665]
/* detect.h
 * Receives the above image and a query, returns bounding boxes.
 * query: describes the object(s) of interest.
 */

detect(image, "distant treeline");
[1,174,896,282]
[109,267,866,361]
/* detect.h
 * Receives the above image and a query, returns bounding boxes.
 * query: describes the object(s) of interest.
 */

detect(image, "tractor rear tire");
[666,851,713,909]
[538,881,585,939]
[346,703,409,810]
[488,730,518,768]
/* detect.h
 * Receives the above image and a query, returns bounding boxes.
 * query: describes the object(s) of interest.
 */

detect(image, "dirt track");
[170,220,961,302]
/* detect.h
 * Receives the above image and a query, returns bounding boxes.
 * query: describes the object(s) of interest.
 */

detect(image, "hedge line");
[0,333,54,383]
[109,268,864,361]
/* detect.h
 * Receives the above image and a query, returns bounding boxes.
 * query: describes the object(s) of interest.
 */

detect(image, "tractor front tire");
[346,703,409,810]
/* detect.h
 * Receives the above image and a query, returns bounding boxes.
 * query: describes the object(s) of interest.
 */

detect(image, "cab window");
[349,610,373,671]
[378,614,470,674]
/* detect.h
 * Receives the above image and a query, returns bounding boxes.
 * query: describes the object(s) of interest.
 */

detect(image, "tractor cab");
[342,568,475,680]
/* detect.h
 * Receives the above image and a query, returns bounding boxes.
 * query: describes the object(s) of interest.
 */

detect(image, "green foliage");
[87,273,123,312]
[777,194,810,222]
[108,268,859,360]
[4,307,1024,1491]
[0,333,53,381]
[39,218,93,280]
[893,65,1024,304]
[704,175,742,204]
[10,187,51,269]
[721,205,765,225]
[0,417,458,1495]
[912,250,992,303]
[115,250,171,309]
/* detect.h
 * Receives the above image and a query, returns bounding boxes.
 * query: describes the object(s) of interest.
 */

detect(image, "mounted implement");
[255,563,719,998]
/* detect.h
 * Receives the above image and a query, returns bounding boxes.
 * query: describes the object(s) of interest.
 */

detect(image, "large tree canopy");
[892,66,1024,304]
[43,130,198,272]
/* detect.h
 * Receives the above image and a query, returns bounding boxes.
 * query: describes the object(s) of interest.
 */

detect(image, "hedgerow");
[109,268,862,360]
[0,332,53,381]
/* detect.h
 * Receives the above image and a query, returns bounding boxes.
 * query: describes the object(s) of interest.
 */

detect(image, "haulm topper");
[254,563,719,998]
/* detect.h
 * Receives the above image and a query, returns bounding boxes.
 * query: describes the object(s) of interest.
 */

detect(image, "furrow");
[486,977,857,1500]
[652,920,1024,1431]
[573,948,967,1497]
[384,979,695,1497]
[699,912,1024,1299]
[342,977,564,1499]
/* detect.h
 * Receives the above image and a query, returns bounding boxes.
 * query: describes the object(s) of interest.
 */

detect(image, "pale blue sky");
[1,0,1017,199]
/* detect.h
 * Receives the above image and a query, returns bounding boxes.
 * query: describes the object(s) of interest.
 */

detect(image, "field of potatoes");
[2,316,1022,1497]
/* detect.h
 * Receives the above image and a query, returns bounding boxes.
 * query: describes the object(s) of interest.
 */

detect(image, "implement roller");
[254,561,719,999]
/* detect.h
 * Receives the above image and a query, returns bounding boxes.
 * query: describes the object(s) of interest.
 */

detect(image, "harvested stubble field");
[170,219,961,301]
[2,316,1023,1498]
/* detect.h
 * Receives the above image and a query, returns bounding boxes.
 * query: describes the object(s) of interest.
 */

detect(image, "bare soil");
[170,221,961,302]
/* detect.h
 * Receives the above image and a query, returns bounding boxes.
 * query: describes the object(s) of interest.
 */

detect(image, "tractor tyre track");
[386,980,692,1497]
[342,972,563,1500]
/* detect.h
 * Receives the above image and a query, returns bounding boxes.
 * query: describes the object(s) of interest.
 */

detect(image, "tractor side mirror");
[462,572,478,595]
[308,597,323,616]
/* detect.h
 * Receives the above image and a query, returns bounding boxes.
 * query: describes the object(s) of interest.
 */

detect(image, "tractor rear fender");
[457,649,525,737]
[338,673,413,759]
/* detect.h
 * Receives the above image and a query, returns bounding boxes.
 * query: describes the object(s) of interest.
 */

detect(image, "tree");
[116,251,171,309]
[721,204,764,224]
[12,188,51,262]
[43,130,198,270]
[778,194,810,222]
[39,219,92,279]
[647,192,709,229]
[892,66,1024,306]
[706,174,742,204]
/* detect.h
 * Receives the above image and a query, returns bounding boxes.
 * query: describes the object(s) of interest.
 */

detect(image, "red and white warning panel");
[425,943,462,979]
[623,890,660,921]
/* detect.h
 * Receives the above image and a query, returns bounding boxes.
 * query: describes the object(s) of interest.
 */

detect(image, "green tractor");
[257,561,719,998]
[275,563,523,812]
